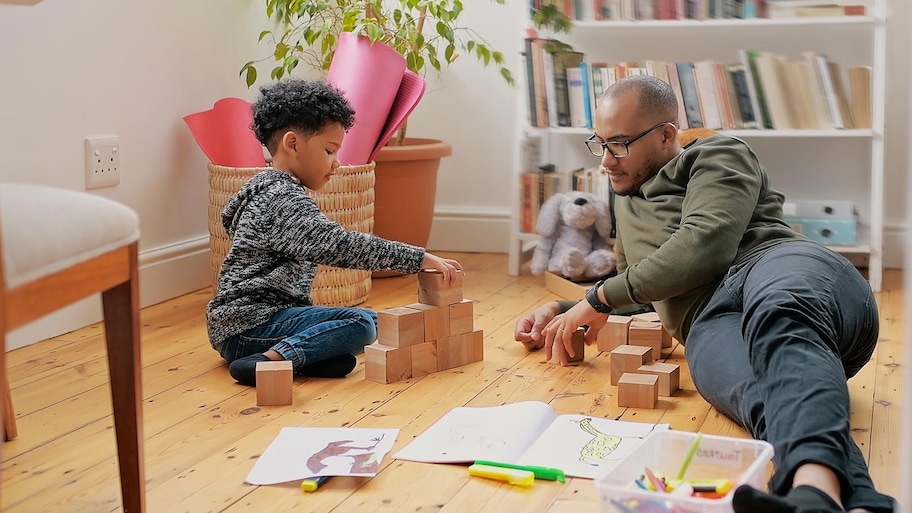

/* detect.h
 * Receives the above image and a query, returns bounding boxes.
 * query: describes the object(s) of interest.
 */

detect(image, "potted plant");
[242,0,519,252]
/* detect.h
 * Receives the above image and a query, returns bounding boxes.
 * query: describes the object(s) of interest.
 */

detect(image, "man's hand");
[514,301,561,351]
[542,300,609,366]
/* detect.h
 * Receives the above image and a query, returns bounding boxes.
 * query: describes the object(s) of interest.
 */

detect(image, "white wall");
[0,0,268,348]
[1,1,909,348]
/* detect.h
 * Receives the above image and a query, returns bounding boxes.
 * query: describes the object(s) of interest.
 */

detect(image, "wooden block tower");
[610,312,682,408]
[365,270,484,384]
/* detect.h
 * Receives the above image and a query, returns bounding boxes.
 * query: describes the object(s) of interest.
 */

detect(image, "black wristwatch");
[585,279,613,314]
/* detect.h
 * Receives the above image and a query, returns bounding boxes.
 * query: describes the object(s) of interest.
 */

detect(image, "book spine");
[675,61,704,128]
[567,67,588,128]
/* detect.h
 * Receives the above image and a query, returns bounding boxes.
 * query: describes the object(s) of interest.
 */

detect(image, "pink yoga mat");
[328,32,409,166]
[367,70,427,163]
[183,98,266,167]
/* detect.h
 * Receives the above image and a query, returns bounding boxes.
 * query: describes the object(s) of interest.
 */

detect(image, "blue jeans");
[685,241,894,512]
[218,306,378,375]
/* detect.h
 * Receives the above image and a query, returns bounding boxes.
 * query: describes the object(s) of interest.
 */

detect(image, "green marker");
[676,432,703,480]
[473,460,566,483]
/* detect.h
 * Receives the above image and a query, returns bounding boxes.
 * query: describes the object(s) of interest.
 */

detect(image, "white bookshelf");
[509,6,886,292]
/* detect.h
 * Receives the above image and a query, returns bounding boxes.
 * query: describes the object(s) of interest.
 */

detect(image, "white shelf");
[510,8,885,291]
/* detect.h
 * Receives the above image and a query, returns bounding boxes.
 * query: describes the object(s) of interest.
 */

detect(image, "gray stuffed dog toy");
[530,191,617,282]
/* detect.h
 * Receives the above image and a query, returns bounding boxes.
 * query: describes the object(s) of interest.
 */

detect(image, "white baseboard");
[7,236,211,351]
[426,207,512,253]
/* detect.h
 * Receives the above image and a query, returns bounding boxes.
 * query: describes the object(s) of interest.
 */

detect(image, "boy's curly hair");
[251,79,356,154]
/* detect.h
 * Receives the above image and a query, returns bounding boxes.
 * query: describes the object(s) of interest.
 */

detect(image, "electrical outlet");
[85,136,120,189]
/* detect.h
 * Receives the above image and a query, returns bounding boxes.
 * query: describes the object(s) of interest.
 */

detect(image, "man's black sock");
[733,485,844,513]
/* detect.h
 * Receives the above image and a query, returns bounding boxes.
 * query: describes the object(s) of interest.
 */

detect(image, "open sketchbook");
[245,427,399,485]
[393,401,669,479]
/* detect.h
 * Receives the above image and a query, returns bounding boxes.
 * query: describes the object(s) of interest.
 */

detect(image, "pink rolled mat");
[367,69,427,163]
[328,32,423,165]
[183,98,266,168]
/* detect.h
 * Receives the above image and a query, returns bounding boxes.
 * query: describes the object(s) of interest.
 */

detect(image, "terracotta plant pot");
[372,137,452,277]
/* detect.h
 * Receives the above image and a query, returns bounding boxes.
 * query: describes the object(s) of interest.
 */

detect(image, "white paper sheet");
[245,427,399,485]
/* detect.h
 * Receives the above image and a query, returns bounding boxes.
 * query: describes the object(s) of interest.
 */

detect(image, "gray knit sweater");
[206,169,425,349]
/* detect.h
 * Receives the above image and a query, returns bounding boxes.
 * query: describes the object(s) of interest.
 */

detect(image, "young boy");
[206,79,462,386]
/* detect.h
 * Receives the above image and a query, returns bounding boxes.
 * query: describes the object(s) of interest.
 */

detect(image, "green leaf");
[258,30,271,43]
[243,65,257,88]
[500,67,514,86]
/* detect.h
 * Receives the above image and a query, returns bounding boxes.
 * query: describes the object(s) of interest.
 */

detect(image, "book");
[523,38,539,127]
[728,63,758,128]
[666,62,691,129]
[810,52,847,129]
[848,65,872,128]
[567,67,588,128]
[550,50,586,127]
[675,61,704,128]
[753,52,793,129]
[828,60,855,129]
[245,427,399,485]
[739,49,772,129]
[392,400,669,479]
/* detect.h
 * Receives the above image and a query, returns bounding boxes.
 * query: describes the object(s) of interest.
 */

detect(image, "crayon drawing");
[245,427,399,485]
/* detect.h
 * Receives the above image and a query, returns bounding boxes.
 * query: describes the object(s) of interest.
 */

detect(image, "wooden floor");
[1,253,903,512]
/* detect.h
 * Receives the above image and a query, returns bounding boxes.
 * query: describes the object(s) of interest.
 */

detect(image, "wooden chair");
[0,183,145,512]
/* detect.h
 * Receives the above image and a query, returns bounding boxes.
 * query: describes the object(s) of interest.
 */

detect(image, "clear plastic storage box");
[595,430,774,513]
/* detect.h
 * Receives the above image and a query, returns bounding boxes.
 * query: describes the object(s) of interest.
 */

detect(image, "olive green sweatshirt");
[596,135,804,342]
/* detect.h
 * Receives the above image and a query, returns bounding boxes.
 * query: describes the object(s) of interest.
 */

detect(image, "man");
[514,75,894,513]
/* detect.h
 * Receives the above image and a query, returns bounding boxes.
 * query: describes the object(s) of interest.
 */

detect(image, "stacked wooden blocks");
[365,270,484,384]
[602,311,680,409]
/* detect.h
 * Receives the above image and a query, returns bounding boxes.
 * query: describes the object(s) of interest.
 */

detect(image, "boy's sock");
[228,353,272,386]
[299,354,357,378]
[733,484,845,513]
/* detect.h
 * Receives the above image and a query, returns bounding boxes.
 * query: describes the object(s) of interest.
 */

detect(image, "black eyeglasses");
[585,121,675,158]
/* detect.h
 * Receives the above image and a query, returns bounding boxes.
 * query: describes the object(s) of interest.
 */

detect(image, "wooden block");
[377,307,425,348]
[632,311,661,323]
[364,343,412,384]
[661,328,674,348]
[405,302,450,341]
[438,330,484,370]
[617,372,659,408]
[417,269,464,306]
[411,341,439,377]
[630,312,672,347]
[417,268,464,290]
[255,360,293,406]
[637,362,681,397]
[597,315,632,352]
[609,345,652,386]
[628,321,664,360]
[447,299,474,335]
[567,328,586,364]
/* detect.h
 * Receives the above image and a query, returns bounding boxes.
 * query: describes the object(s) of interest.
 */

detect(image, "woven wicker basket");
[207,162,375,307]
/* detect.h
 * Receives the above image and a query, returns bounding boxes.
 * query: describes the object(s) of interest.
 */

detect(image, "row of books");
[524,39,872,131]
[530,0,867,21]
[519,166,610,233]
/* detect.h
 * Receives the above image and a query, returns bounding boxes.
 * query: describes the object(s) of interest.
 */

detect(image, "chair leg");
[2,373,16,441]
[101,244,145,513]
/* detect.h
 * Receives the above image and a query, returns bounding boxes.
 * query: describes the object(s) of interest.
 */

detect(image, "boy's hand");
[421,252,463,285]
[514,301,561,350]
